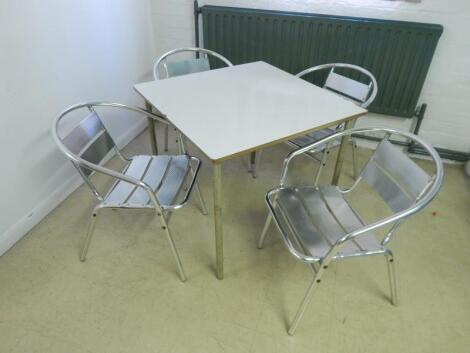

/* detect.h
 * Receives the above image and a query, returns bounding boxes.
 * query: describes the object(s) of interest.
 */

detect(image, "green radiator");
[199,5,443,118]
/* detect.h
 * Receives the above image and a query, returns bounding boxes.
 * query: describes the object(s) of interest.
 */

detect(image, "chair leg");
[288,270,324,335]
[164,210,173,224]
[187,152,208,216]
[194,181,208,215]
[164,125,169,152]
[257,214,272,249]
[351,140,358,180]
[248,152,255,174]
[251,150,262,179]
[384,250,398,305]
[158,213,187,282]
[313,149,329,186]
[80,206,102,262]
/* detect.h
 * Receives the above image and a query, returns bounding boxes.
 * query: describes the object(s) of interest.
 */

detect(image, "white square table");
[135,61,367,279]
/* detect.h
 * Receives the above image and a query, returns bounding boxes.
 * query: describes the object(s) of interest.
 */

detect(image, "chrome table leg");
[213,162,224,279]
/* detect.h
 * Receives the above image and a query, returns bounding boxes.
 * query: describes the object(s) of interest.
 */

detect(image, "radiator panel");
[201,6,443,118]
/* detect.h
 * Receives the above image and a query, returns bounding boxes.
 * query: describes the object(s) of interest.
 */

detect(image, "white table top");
[135,61,367,162]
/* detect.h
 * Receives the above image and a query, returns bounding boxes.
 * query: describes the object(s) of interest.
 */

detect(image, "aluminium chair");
[257,127,443,335]
[151,47,233,152]
[251,63,377,181]
[51,102,208,282]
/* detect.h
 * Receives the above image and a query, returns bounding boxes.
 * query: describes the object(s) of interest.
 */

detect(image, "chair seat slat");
[275,187,382,259]
[320,187,380,252]
[104,156,153,205]
[104,155,190,208]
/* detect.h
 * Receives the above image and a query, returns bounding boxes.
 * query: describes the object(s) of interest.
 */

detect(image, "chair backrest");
[52,102,167,200]
[61,109,116,177]
[153,47,233,80]
[297,63,378,108]
[358,132,438,213]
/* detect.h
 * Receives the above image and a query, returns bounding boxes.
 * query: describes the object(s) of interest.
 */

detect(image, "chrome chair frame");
[152,47,233,152]
[52,102,208,282]
[252,63,377,180]
[257,128,443,335]
[290,63,378,183]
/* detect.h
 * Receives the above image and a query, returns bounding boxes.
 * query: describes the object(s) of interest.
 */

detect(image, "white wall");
[0,0,156,255]
[149,0,470,152]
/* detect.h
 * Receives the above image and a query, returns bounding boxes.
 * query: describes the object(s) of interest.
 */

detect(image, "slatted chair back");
[61,109,116,177]
[52,102,168,201]
[296,63,378,108]
[359,137,433,213]
[153,47,233,80]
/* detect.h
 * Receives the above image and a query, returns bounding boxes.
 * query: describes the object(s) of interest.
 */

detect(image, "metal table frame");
[136,62,366,280]
[145,113,357,279]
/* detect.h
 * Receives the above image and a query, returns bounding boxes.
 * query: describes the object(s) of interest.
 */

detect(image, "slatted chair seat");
[103,155,190,208]
[274,186,383,259]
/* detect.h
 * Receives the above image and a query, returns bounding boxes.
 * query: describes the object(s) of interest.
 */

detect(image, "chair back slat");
[166,57,210,78]
[79,130,115,176]
[324,71,371,103]
[361,139,432,212]
[63,112,104,154]
[62,111,116,176]
[297,63,377,108]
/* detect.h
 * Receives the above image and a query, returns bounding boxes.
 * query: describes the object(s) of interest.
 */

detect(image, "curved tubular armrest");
[161,156,202,211]
[279,127,443,188]
[153,47,234,80]
[52,103,167,210]
[265,189,321,263]
[71,155,161,209]
[323,177,442,263]
[296,63,378,108]
[55,101,170,127]
[277,127,443,265]
[279,135,337,187]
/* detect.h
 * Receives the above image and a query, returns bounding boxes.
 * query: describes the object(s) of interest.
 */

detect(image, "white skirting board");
[0,119,148,257]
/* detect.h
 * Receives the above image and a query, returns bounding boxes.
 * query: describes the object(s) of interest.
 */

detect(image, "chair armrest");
[75,155,161,209]
[279,132,340,187]
[161,156,202,211]
[265,189,321,263]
